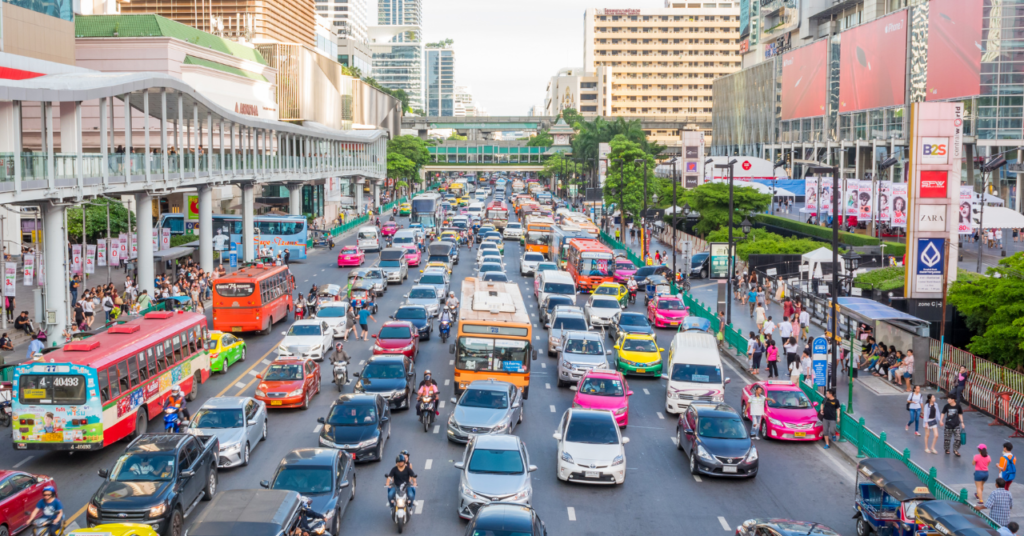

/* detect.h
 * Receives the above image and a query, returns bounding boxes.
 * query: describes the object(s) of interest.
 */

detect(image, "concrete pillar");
[42,202,68,343]
[355,177,364,213]
[288,183,302,215]
[242,183,255,262]
[136,192,155,298]
[198,185,213,273]
[373,180,380,209]
[58,101,79,153]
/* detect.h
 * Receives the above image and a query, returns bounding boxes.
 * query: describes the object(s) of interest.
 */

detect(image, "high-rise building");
[544,67,612,118]
[119,0,317,47]
[454,86,485,117]
[426,43,455,116]
[369,0,423,110]
[582,3,741,147]
[378,0,421,42]
[318,0,368,43]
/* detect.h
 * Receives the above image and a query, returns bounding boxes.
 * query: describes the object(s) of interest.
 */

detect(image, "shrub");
[756,214,881,246]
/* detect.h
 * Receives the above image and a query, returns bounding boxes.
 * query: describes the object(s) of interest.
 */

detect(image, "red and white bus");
[485,200,509,230]
[566,238,615,292]
[12,311,212,450]
[212,263,294,333]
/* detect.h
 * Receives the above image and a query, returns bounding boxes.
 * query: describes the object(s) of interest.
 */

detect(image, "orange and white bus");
[566,237,615,292]
[12,311,211,450]
[485,200,510,230]
[524,216,555,257]
[213,263,294,334]
[452,278,536,398]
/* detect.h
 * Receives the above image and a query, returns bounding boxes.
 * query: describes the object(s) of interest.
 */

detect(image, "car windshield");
[342,247,358,253]
[670,364,723,384]
[365,270,383,278]
[287,325,322,336]
[658,300,683,311]
[327,402,377,425]
[460,388,509,409]
[591,298,620,310]
[766,390,812,409]
[545,297,573,311]
[396,308,427,320]
[698,416,748,439]
[192,408,243,429]
[564,338,604,355]
[691,254,708,268]
[264,364,303,381]
[379,260,401,267]
[393,236,414,244]
[615,262,635,271]
[552,316,587,331]
[379,326,412,339]
[594,286,618,296]
[428,255,450,263]
[420,275,445,285]
[409,288,437,299]
[482,257,502,264]
[483,273,508,282]
[468,449,525,475]
[544,283,575,295]
[580,258,613,276]
[618,314,648,326]
[565,415,619,444]
[110,454,176,481]
[578,377,625,397]
[316,306,345,318]
[358,231,377,240]
[480,264,503,273]
[271,466,333,495]
[363,362,406,379]
[524,253,545,262]
[621,338,657,352]
[507,224,521,229]
[536,263,557,272]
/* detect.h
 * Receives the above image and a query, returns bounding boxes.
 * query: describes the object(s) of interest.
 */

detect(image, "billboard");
[925,0,983,102]
[919,170,949,198]
[780,40,828,120]
[892,183,908,227]
[879,181,892,223]
[838,10,908,113]
[858,177,872,219]
[959,185,973,234]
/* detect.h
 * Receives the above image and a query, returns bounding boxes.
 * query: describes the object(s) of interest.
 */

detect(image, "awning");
[838,297,930,334]
[153,246,196,261]
[975,206,1024,229]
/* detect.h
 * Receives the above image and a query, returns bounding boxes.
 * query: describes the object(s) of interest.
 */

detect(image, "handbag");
[961,429,967,445]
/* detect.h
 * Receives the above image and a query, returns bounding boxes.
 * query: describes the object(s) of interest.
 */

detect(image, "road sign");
[812,336,828,387]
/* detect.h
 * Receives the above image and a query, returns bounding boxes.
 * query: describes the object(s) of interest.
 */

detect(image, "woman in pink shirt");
[766,339,780,378]
[974,443,991,506]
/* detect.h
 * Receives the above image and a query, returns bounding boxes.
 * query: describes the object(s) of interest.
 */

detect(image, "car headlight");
[255,389,266,397]
[611,455,624,467]
[322,509,335,521]
[512,489,530,501]
[767,417,784,427]
[287,388,303,397]
[148,503,167,518]
[460,483,482,500]
[560,451,574,464]
[696,445,714,462]
[87,503,98,518]
[310,345,322,352]
[221,443,240,454]
[493,421,509,432]
[745,447,758,462]
[357,437,379,448]
[614,407,627,415]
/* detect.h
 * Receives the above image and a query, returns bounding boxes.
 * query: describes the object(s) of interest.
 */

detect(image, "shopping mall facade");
[711,0,1024,210]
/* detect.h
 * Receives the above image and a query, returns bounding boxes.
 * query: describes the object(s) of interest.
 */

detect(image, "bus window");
[173,336,183,362]
[127,357,140,388]
[116,360,130,394]
[188,331,198,354]
[156,344,167,371]
[136,353,149,382]
[165,217,185,234]
[164,340,173,365]
[146,348,158,377]
[216,282,254,297]
[99,369,111,402]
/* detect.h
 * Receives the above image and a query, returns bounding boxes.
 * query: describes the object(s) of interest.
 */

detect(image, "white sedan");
[314,302,348,338]
[504,223,523,239]
[277,319,333,361]
[520,252,545,276]
[553,408,628,485]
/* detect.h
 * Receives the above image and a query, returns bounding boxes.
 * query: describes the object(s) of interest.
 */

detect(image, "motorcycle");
[418,395,436,433]
[0,399,11,428]
[31,518,64,536]
[627,287,637,305]
[438,319,452,344]
[163,407,183,433]
[389,482,411,534]
[295,304,306,320]
[331,345,349,392]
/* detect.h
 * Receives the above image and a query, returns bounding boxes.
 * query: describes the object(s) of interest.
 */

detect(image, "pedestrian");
[954,365,970,404]
[765,339,779,378]
[747,286,757,317]
[940,394,965,456]
[748,385,766,439]
[987,479,1014,526]
[923,394,940,453]
[754,304,766,333]
[69,275,80,306]
[344,304,359,341]
[82,295,95,328]
[906,385,923,435]
[358,306,375,341]
[997,442,1016,490]
[975,444,992,506]
[763,316,776,340]
[900,350,915,391]
[800,349,813,385]
[283,248,291,265]
[819,389,841,449]
[998,521,1019,536]
[4,295,14,323]
[784,336,799,372]
[778,314,793,344]
[799,307,810,342]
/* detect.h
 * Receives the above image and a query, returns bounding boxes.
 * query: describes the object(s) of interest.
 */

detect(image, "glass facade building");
[371,43,423,110]
[4,0,72,21]
[426,46,455,116]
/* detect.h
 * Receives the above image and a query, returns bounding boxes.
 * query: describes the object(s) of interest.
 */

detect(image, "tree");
[602,135,662,220]
[426,38,454,48]
[527,130,553,147]
[66,198,136,243]
[685,182,771,236]
[561,108,584,130]
[387,135,431,184]
[947,254,1024,369]
[570,116,666,181]
[540,151,581,181]
[705,227,827,261]
[447,132,467,141]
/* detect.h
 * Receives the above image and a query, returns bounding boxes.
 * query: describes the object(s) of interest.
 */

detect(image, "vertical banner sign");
[110,238,121,267]
[84,245,96,274]
[152,229,159,251]
[859,177,873,219]
[3,263,16,297]
[879,182,892,223]
[161,228,171,251]
[598,143,611,187]
[37,258,44,287]
[130,233,138,259]
[811,336,828,387]
[820,183,833,214]
[804,180,818,210]
[118,233,128,263]
[959,185,974,234]
[22,254,33,285]
[709,242,731,279]
[915,238,946,292]
[844,180,859,219]
[892,183,908,227]
[97,240,107,268]
[71,244,82,275]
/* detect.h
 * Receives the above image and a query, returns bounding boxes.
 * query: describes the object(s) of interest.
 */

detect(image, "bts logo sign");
[919,170,949,198]
[921,137,950,165]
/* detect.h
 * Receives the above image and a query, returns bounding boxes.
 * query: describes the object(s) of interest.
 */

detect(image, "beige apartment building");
[581,1,740,148]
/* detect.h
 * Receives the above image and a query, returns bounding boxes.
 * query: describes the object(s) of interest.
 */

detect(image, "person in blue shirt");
[26,333,45,360]
[26,486,63,535]
[357,307,375,342]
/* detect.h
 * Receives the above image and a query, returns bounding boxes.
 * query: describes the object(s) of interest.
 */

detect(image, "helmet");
[401,450,410,457]
[423,370,431,376]
[42,486,55,495]
[171,385,182,394]
[396,455,406,463]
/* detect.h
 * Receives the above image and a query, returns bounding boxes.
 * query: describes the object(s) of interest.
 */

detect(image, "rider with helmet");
[416,371,439,417]
[289,496,327,536]
[26,486,63,536]
[386,455,418,506]
[445,292,460,321]
[163,385,189,420]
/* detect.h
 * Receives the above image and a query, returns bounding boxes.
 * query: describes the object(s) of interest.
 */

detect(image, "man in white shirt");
[762,316,777,339]
[799,309,810,341]
[778,315,794,341]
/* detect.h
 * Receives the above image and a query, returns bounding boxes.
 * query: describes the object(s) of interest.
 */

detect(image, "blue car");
[608,311,654,341]
[682,316,711,333]
[392,304,433,340]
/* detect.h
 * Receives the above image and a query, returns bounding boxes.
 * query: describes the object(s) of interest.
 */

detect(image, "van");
[536,270,577,308]
[357,226,382,252]
[664,331,730,414]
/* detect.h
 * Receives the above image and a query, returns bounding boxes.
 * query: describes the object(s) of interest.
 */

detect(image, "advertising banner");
[685,175,699,188]
[925,0,983,102]
[858,178,873,220]
[780,39,828,121]
[598,143,611,187]
[820,183,833,214]
[23,254,33,286]
[71,244,82,275]
[920,170,949,198]
[892,183,908,227]
[161,228,171,251]
[959,185,974,234]
[187,195,199,220]
[97,240,106,267]
[805,179,818,210]
[916,238,946,293]
[3,263,16,297]
[709,243,731,279]
[838,10,908,113]
[110,238,120,267]
[118,234,128,264]
[879,182,892,223]
[843,180,859,218]
[37,259,44,287]
[152,229,159,251]
[131,234,137,259]
[84,245,96,275]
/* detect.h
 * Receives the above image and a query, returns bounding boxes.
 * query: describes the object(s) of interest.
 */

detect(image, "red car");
[371,321,419,360]
[255,357,321,409]
[0,470,57,535]
[381,221,400,237]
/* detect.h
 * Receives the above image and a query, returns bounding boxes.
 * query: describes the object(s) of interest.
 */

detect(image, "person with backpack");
[998,442,1017,490]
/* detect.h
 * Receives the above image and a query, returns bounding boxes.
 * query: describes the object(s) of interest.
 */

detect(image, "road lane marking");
[414,500,423,514]
[314,424,322,433]
[549,405,556,412]
[262,359,271,365]
[234,381,246,388]
[643,388,650,395]
[218,341,281,398]
[359,360,365,365]
[424,459,433,470]
[13,456,32,469]
[449,360,454,365]
[438,401,445,408]
[541,363,546,368]
[671,436,678,445]
[718,517,730,531]
[62,505,90,532]
[248,369,259,376]
[433,425,440,434]
[545,383,550,389]
[693,475,702,482]
[567,507,576,521]
[657,412,665,420]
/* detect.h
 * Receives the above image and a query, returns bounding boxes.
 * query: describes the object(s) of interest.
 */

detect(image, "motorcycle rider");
[626,277,639,302]
[289,497,327,536]
[416,371,439,416]
[25,486,63,536]
[305,291,318,317]
[163,385,189,421]
[330,342,350,384]
[445,292,460,320]
[386,455,417,507]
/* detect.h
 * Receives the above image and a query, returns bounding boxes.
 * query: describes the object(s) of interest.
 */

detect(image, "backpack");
[1004,454,1017,481]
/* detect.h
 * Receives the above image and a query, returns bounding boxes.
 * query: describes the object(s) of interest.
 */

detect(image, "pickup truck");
[87,433,219,536]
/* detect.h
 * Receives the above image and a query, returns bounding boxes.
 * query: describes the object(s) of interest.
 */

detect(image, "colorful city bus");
[158,213,309,260]
[212,263,295,334]
[485,201,509,231]
[524,216,555,257]
[549,224,592,270]
[565,238,615,292]
[453,278,536,398]
[411,192,443,229]
[12,311,211,451]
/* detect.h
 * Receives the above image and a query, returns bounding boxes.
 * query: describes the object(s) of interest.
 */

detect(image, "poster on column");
[97,241,106,267]
[85,245,96,274]
[959,185,974,234]
[152,229,159,251]
[110,238,121,267]
[37,260,44,287]
[820,183,834,214]
[71,245,82,275]
[130,233,137,259]
[161,228,171,251]
[118,234,128,264]
[859,177,873,220]
[843,180,859,218]
[892,183,908,227]
[804,179,818,211]
[879,182,892,223]
[3,263,16,297]
[23,254,33,285]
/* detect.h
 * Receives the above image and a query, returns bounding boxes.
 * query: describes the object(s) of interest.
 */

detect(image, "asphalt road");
[4,203,863,536]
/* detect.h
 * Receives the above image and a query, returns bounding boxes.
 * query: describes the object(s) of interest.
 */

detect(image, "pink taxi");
[570,369,632,427]
[404,247,422,267]
[740,380,823,441]
[337,245,365,267]
[612,259,637,283]
[646,295,689,328]
[381,221,400,237]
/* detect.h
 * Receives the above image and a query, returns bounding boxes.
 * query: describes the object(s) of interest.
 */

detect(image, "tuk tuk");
[854,458,935,536]
[644,274,671,306]
[317,283,344,305]
[310,229,333,248]
[915,500,1001,536]
[348,282,378,313]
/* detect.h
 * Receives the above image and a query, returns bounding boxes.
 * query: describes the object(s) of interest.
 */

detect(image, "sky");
[372,0,668,116]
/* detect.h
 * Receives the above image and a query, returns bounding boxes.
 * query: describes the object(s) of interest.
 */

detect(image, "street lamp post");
[613,158,625,243]
[808,163,840,393]
[771,158,785,215]
[708,158,738,326]
[841,249,861,411]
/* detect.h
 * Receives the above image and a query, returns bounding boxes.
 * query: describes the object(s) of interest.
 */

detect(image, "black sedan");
[260,448,355,536]
[607,311,654,341]
[676,402,758,478]
[467,503,547,536]
[630,264,673,283]
[353,354,416,410]
[318,393,391,462]
[735,519,840,536]
[392,305,432,340]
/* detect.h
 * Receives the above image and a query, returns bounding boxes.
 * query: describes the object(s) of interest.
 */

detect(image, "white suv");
[503,222,523,240]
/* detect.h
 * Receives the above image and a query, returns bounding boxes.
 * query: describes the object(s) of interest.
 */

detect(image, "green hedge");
[854,266,904,290]
[756,214,881,246]
[882,241,906,258]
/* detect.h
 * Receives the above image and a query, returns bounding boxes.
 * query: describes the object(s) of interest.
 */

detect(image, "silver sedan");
[454,434,535,519]
[188,396,267,468]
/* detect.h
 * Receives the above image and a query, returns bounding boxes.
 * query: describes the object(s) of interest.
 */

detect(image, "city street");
[2,208,862,536]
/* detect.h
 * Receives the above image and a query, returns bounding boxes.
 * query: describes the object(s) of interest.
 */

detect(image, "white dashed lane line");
[314,424,322,433]
[643,388,650,395]
[424,459,433,470]
[449,360,454,365]
[567,507,576,521]
[657,412,665,420]
[445,379,450,385]
[12,456,32,469]
[414,500,423,514]
[545,383,550,389]
[718,517,730,531]
[234,381,246,388]
[541,363,546,369]
[262,359,271,365]
[433,425,440,434]
[694,475,702,482]
[549,405,556,412]
[438,401,445,408]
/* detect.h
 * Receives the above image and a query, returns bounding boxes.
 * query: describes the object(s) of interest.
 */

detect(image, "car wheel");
[556,378,566,388]
[676,428,683,450]
[700,269,708,279]
[333,509,341,536]
[262,420,268,440]
[169,509,184,536]
[688,450,699,475]
[349,473,356,500]
[760,419,768,439]
[240,348,246,362]
[242,442,250,466]
[202,468,217,500]
[0,524,9,536]
[856,518,873,536]
[302,391,310,410]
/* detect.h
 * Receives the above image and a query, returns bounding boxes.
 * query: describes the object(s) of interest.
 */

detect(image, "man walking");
[997,521,1019,536]
[819,389,841,449]
[986,479,1013,526]
[998,442,1016,490]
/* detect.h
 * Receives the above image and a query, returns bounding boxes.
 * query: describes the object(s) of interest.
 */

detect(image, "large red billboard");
[838,10,908,113]
[780,40,828,121]
[925,0,982,101]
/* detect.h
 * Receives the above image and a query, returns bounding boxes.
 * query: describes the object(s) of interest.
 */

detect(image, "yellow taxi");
[421,260,452,274]
[399,202,411,216]
[593,282,628,306]
[69,524,160,536]
[440,230,460,243]
[458,196,471,207]
[613,332,664,378]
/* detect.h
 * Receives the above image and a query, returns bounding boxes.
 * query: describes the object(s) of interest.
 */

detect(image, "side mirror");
[259,480,270,489]
[372,334,378,339]
[812,401,819,407]
[256,374,263,380]
[659,348,665,352]
[621,437,630,444]
[453,462,465,470]
[724,378,732,385]
[614,345,620,350]
[247,419,257,426]
[339,480,351,489]
[380,415,389,422]
[528,465,538,473]
[317,417,326,424]
[353,372,360,377]
[627,390,634,396]
[552,432,562,441]
[179,470,195,479]
[449,344,455,355]
[97,468,109,478]
[569,385,578,392]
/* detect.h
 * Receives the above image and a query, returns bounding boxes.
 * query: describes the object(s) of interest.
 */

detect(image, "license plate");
[585,471,600,479]
[232,328,242,332]
[722,466,738,473]
[670,322,678,326]
[794,432,806,438]
[636,368,646,374]
[271,401,282,406]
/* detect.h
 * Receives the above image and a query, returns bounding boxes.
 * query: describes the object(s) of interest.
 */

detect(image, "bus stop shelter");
[836,298,931,384]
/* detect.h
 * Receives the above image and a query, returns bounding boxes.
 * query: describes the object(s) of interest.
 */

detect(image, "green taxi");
[208,331,247,373]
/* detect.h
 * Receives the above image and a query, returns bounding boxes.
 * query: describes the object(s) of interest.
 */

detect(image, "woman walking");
[765,339,779,378]
[906,385,923,435]
[750,334,764,376]
[974,444,991,507]
[923,394,940,454]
